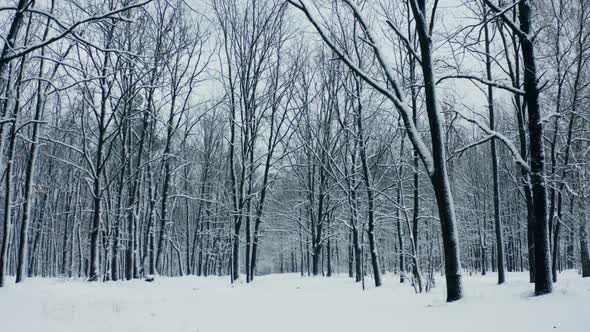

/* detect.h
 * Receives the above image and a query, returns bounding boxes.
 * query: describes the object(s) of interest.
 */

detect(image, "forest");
[0,0,589,330]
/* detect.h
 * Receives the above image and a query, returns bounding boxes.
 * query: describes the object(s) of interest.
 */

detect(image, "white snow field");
[0,271,588,332]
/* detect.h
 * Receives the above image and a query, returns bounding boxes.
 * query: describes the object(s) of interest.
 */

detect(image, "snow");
[0,271,588,332]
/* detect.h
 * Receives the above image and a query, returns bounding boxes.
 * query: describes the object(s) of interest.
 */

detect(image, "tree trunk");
[518,1,552,295]
[484,18,505,284]
[411,0,463,301]
[355,81,382,287]
[580,193,590,277]
[0,61,25,287]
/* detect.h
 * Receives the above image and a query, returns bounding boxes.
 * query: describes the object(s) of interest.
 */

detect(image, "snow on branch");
[288,0,435,176]
[0,0,152,65]
[453,109,531,172]
[437,75,525,95]
[451,134,494,157]
[482,0,528,39]
[385,20,422,65]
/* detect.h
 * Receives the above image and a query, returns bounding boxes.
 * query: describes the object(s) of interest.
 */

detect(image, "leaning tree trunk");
[410,0,463,301]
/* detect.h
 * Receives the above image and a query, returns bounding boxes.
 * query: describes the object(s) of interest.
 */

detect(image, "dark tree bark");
[355,78,382,287]
[580,191,590,277]
[16,21,50,283]
[410,0,463,301]
[484,17,505,284]
[0,0,29,83]
[484,0,552,294]
[0,54,26,287]
[519,3,552,296]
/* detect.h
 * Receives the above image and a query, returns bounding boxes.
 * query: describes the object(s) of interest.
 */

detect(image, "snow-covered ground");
[0,271,588,332]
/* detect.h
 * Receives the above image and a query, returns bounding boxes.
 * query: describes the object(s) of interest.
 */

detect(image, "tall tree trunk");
[0,0,30,287]
[397,202,405,283]
[0,57,25,287]
[16,36,48,283]
[355,81,382,287]
[410,0,463,301]
[518,0,552,295]
[484,18,505,284]
[579,188,590,277]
